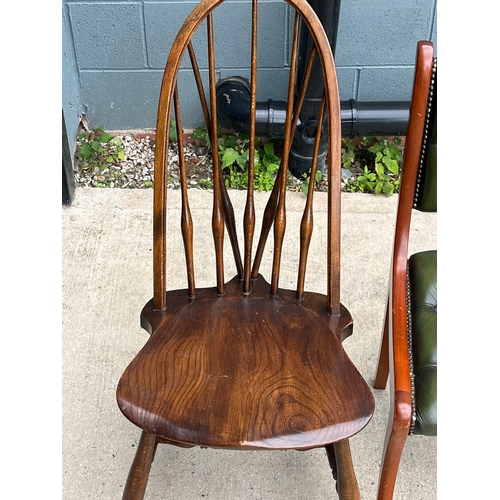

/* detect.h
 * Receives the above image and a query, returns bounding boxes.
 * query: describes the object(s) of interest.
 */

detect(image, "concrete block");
[69,2,144,69]
[335,0,434,67]
[357,66,415,101]
[145,2,207,70]
[80,71,163,130]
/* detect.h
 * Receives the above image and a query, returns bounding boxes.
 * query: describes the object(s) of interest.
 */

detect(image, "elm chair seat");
[118,275,373,449]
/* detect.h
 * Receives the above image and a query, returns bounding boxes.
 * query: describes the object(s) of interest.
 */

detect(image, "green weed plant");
[79,126,125,169]
[191,125,281,191]
[344,136,402,195]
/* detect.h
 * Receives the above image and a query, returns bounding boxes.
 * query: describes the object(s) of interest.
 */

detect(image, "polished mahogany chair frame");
[373,41,437,500]
[116,1,375,498]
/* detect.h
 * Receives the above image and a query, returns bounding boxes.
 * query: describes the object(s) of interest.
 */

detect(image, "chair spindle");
[251,43,317,281]
[207,13,225,295]
[188,41,244,279]
[296,92,326,300]
[327,87,341,316]
[243,0,259,293]
[173,85,196,297]
[270,11,301,296]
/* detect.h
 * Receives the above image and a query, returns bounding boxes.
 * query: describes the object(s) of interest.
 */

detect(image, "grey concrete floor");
[62,187,437,499]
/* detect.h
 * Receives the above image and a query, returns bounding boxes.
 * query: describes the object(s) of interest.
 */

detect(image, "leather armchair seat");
[409,249,437,436]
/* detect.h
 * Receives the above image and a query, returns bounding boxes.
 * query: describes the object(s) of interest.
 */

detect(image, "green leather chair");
[373,40,437,500]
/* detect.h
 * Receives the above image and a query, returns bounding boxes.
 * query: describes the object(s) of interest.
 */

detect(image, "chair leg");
[326,440,360,500]
[376,413,409,500]
[122,431,159,500]
[325,442,339,495]
[374,297,390,389]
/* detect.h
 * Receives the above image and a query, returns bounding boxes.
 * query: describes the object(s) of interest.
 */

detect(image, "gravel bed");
[74,132,356,192]
[75,134,176,190]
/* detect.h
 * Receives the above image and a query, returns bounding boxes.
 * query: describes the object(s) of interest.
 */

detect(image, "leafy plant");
[346,136,402,195]
[301,169,323,196]
[78,126,124,170]
[198,178,214,189]
[341,138,356,170]
[190,125,281,191]
[219,132,249,189]
[346,165,376,193]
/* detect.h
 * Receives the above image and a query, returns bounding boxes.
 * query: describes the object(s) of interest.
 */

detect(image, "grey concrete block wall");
[63,0,437,132]
[336,0,437,101]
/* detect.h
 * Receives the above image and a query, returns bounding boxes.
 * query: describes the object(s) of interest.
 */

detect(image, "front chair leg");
[122,431,158,500]
[326,440,361,500]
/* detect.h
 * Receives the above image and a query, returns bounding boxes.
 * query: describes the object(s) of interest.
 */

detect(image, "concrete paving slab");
[62,187,437,499]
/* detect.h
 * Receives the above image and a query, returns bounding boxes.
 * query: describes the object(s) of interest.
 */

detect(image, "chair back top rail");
[152,0,342,315]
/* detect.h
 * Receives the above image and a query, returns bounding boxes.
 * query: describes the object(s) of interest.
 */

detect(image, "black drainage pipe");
[340,99,409,139]
[216,78,409,139]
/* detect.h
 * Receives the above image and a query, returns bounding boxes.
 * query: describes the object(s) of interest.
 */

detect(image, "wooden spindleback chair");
[116,1,375,498]
[373,41,437,500]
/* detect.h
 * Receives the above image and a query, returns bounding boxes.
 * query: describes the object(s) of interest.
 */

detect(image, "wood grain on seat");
[118,274,373,450]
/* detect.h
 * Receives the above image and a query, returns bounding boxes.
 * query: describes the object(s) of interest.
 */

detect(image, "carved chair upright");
[116,1,375,498]
[373,40,437,500]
